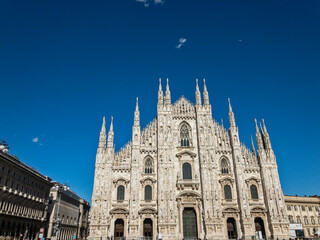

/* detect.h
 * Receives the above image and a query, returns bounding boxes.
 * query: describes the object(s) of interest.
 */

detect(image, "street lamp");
[52,183,70,240]
[0,140,9,153]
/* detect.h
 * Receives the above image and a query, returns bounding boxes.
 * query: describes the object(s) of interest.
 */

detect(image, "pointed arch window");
[182,162,192,179]
[250,185,259,200]
[224,185,232,200]
[117,185,125,201]
[144,157,153,174]
[221,158,230,174]
[180,124,190,147]
[145,185,152,201]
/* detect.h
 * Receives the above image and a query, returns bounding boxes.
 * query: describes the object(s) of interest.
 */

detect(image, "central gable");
[172,96,196,119]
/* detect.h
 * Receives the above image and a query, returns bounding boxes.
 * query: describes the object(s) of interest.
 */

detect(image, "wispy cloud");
[32,137,39,143]
[136,0,165,7]
[176,38,187,49]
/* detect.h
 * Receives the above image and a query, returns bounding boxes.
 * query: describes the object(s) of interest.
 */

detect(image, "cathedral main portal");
[183,208,198,240]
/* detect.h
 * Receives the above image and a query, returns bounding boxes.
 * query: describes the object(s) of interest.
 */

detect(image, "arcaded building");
[89,79,291,240]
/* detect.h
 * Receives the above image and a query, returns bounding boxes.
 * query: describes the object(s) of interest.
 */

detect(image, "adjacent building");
[47,181,90,240]
[0,142,52,239]
[0,141,90,240]
[284,195,320,238]
[89,79,291,240]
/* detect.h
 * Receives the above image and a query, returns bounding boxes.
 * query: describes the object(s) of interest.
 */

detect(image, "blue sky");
[0,0,319,202]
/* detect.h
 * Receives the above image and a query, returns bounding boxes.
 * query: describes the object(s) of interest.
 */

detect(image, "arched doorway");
[114,219,124,240]
[143,218,153,239]
[254,217,266,239]
[227,218,237,239]
[183,208,198,240]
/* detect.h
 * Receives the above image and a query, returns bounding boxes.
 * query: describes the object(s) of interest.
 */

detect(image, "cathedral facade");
[89,79,290,240]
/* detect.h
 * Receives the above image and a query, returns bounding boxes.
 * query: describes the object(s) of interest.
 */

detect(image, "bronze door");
[114,219,124,240]
[183,208,198,240]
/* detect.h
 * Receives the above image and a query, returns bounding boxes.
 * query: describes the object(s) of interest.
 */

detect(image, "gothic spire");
[255,118,264,150]
[228,98,236,128]
[251,134,256,155]
[262,118,272,149]
[107,116,114,148]
[158,78,163,106]
[203,78,209,106]
[98,116,106,149]
[134,97,140,126]
[195,78,202,106]
[165,78,171,105]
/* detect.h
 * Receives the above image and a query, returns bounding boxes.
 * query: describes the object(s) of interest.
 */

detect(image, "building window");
[180,124,190,147]
[311,217,315,225]
[304,217,308,225]
[294,205,298,211]
[302,205,306,211]
[289,215,294,223]
[308,206,312,211]
[316,206,319,212]
[117,185,125,201]
[287,205,291,211]
[182,162,192,179]
[221,158,230,174]
[144,185,152,201]
[297,216,301,224]
[144,157,153,174]
[250,185,259,200]
[318,218,320,224]
[224,185,232,200]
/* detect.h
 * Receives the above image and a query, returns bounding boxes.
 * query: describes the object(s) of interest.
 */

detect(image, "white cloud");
[176,38,187,49]
[136,0,164,7]
[32,137,39,143]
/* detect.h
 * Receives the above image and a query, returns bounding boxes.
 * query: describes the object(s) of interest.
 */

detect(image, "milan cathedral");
[89,79,290,240]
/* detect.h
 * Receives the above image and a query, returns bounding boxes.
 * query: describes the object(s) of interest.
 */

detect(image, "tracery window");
[182,162,192,179]
[224,185,232,200]
[145,185,152,201]
[180,124,190,147]
[144,157,153,174]
[117,185,125,201]
[221,158,230,174]
[250,185,259,200]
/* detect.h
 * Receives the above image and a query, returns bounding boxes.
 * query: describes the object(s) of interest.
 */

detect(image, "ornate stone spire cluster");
[158,78,163,107]
[140,118,157,148]
[203,79,209,106]
[195,78,202,106]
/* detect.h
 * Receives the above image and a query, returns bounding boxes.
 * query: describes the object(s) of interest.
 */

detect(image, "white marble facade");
[89,79,290,240]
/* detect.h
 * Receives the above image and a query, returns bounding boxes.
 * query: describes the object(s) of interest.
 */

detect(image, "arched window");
[117,185,125,201]
[182,163,192,179]
[304,217,308,225]
[224,185,232,200]
[180,124,190,147]
[250,185,259,200]
[145,185,152,201]
[144,157,153,174]
[289,215,294,223]
[297,216,301,224]
[221,158,230,174]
